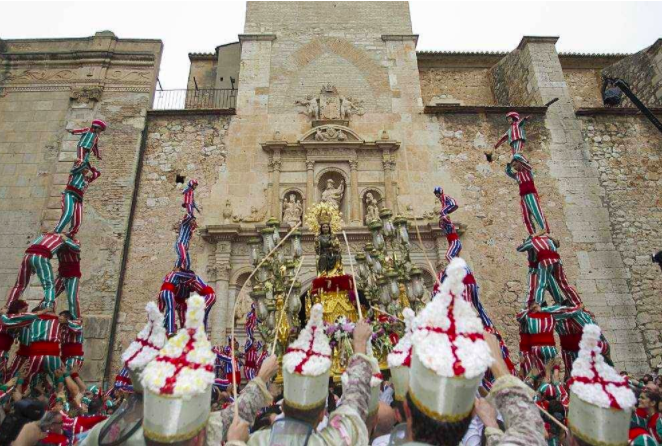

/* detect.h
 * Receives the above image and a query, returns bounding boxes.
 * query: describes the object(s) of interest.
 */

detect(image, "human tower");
[0,120,106,390]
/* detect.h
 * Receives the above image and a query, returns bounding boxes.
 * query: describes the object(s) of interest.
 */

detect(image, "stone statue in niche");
[364,192,380,225]
[222,199,233,224]
[282,193,303,227]
[321,179,345,209]
[295,95,320,119]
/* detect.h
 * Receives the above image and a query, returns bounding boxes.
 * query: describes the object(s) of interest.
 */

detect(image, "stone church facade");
[0,2,660,384]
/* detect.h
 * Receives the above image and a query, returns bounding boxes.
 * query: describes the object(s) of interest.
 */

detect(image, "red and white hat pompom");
[413,257,493,379]
[569,324,635,410]
[283,303,331,376]
[142,294,215,398]
[122,302,167,371]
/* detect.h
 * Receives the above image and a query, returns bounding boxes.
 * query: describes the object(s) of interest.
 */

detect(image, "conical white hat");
[568,324,635,446]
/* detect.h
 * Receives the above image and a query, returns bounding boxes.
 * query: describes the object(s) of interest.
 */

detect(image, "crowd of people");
[0,114,659,446]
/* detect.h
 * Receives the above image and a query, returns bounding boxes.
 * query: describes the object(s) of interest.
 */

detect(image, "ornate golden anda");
[304,202,343,234]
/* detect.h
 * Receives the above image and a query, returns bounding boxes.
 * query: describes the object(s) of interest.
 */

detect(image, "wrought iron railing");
[151,89,237,110]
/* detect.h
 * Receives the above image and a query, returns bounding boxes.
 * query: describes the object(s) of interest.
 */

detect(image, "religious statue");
[321,178,345,209]
[339,96,364,119]
[304,202,344,278]
[282,193,303,228]
[364,192,380,225]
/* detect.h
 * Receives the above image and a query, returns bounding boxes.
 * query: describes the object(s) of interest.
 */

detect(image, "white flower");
[185,294,205,329]
[283,304,331,376]
[142,361,176,392]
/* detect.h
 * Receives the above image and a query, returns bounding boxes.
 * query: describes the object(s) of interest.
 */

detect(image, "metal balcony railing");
[151,89,237,110]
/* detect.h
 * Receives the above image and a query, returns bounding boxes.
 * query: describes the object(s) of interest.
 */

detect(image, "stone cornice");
[424,105,548,115]
[238,34,277,43]
[0,51,157,63]
[517,36,559,50]
[382,34,419,46]
[575,107,662,116]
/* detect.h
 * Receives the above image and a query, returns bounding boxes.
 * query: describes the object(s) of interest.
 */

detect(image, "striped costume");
[1,312,62,387]
[53,162,100,236]
[182,179,200,217]
[517,305,579,372]
[5,234,80,309]
[555,310,612,377]
[157,270,216,336]
[506,154,550,236]
[174,214,197,271]
[6,326,30,380]
[495,112,529,157]
[245,304,257,340]
[113,366,133,392]
[517,235,582,307]
[60,319,84,370]
[436,266,515,387]
[54,247,81,319]
[71,127,102,165]
[216,345,242,384]
[0,324,17,382]
[435,188,462,261]
[243,339,258,381]
[255,342,268,372]
[536,381,569,408]
[62,413,108,441]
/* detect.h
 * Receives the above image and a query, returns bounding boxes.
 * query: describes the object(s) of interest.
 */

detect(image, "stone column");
[382,151,396,212]
[270,153,282,219]
[210,241,231,344]
[306,160,315,209]
[349,160,360,224]
[236,34,276,116]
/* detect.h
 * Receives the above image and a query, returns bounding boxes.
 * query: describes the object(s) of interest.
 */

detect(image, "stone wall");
[580,115,662,370]
[187,55,217,90]
[112,113,231,372]
[564,68,603,109]
[603,39,662,108]
[430,113,570,354]
[243,1,412,115]
[490,43,541,106]
[0,32,162,382]
[419,67,495,106]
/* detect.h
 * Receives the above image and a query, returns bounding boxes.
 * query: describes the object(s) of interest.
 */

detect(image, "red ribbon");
[155,328,213,395]
[568,352,626,409]
[285,326,331,374]
[419,300,484,376]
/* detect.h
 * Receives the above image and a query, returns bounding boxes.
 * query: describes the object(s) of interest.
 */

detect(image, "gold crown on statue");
[305,202,343,234]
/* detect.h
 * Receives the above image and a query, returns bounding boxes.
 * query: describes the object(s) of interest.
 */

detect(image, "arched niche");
[232,270,254,323]
[281,189,305,228]
[316,167,349,221]
[361,188,383,225]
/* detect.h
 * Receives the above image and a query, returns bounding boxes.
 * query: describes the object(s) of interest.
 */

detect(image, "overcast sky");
[1,1,660,89]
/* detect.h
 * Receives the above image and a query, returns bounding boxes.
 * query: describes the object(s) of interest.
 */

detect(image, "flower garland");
[283,304,332,376]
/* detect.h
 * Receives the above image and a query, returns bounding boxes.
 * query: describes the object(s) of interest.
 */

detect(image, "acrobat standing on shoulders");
[434,186,462,262]
[506,153,550,237]
[488,111,531,161]
[182,179,200,218]
[53,161,101,236]
[68,119,107,166]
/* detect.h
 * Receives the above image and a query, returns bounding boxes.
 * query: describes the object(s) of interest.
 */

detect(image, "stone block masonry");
[0,32,162,383]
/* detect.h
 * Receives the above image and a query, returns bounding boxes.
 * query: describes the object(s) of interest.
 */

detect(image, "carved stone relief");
[295,84,364,121]
[282,191,304,228]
